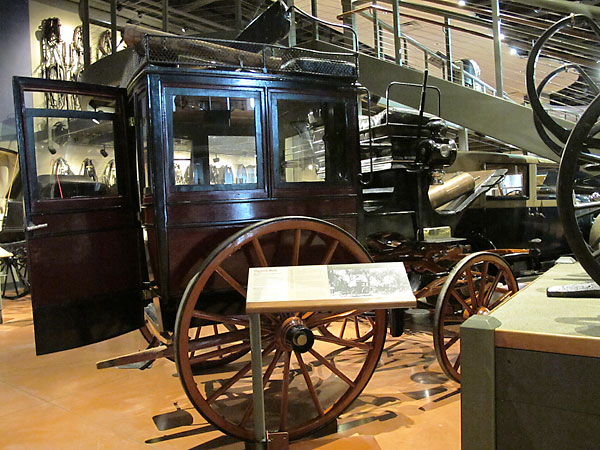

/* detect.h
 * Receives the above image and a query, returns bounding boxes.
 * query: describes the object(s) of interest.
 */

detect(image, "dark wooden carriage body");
[13,37,364,355]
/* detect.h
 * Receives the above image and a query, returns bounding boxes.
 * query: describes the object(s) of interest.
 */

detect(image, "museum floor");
[0,299,460,449]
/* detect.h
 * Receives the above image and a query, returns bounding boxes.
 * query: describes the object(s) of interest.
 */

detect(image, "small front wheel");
[433,252,518,382]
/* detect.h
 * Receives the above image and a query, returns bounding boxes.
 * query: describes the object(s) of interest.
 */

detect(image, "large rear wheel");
[174,217,387,441]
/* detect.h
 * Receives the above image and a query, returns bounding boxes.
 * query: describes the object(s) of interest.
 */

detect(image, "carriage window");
[32,117,118,199]
[536,165,558,199]
[276,98,350,184]
[170,94,258,187]
[485,164,528,199]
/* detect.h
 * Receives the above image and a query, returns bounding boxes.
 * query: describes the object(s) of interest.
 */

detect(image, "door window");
[32,116,118,199]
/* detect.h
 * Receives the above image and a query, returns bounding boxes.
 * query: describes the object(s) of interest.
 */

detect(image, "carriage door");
[13,77,145,355]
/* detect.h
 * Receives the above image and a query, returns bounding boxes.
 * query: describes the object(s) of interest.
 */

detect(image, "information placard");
[247,262,416,313]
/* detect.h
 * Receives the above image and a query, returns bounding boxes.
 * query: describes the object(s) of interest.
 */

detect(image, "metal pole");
[110,0,117,54]
[311,0,319,39]
[373,1,381,59]
[80,0,91,68]
[249,314,267,447]
[392,0,402,65]
[235,0,243,32]
[491,0,504,98]
[444,17,453,82]
[162,0,169,32]
[287,0,296,47]
[458,60,469,151]
[341,0,357,50]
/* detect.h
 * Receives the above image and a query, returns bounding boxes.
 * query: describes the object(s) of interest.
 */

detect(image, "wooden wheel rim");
[174,216,387,441]
[433,252,518,382]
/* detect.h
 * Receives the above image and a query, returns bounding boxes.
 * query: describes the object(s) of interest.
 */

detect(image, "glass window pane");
[171,94,258,187]
[277,99,351,184]
[33,116,118,199]
[485,164,528,198]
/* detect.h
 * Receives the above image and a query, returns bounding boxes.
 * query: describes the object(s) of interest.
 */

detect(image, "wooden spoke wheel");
[174,217,387,441]
[139,307,249,369]
[433,252,518,382]
[558,93,600,285]
[317,312,375,343]
[0,241,30,299]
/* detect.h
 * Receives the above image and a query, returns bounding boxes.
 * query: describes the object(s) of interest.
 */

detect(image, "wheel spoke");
[453,355,461,371]
[488,290,513,310]
[321,239,339,265]
[188,328,249,353]
[189,342,251,366]
[314,334,371,350]
[238,348,283,428]
[206,342,275,403]
[292,229,301,266]
[308,348,355,387]
[482,271,503,307]
[339,318,348,339]
[192,310,249,327]
[252,238,268,267]
[280,351,291,431]
[354,316,361,339]
[450,289,475,315]
[443,334,460,350]
[477,262,490,305]
[215,265,247,297]
[465,268,477,306]
[307,310,363,328]
[295,351,325,417]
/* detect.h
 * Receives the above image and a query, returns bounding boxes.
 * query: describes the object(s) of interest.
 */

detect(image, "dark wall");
[0,1,31,144]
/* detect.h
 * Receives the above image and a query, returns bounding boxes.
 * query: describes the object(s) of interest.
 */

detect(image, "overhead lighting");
[181,27,186,33]
[509,47,518,56]
[499,33,505,41]
[92,118,100,124]
[457,0,466,6]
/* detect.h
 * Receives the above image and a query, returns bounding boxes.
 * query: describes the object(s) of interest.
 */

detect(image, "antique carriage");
[11,17,539,441]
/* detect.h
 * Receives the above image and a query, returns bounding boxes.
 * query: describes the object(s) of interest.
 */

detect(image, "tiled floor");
[0,299,460,449]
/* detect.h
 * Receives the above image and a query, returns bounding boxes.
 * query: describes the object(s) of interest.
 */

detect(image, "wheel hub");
[277,317,314,353]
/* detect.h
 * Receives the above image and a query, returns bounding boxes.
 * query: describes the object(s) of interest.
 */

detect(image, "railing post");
[162,0,169,32]
[458,61,470,150]
[341,0,358,50]
[444,17,453,82]
[235,0,243,32]
[491,0,504,98]
[392,0,402,65]
[373,1,382,58]
[311,0,319,39]
[287,0,296,46]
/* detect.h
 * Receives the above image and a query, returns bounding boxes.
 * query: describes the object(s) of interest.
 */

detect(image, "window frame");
[269,89,358,195]
[164,86,265,194]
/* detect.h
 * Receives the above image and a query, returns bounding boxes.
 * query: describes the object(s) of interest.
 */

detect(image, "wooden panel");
[166,216,359,297]
[166,196,357,226]
[28,208,136,235]
[28,228,142,307]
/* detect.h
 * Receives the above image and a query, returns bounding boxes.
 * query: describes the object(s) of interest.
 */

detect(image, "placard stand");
[245,262,416,449]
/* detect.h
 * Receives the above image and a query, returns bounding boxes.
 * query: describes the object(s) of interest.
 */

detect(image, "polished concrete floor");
[0,299,460,449]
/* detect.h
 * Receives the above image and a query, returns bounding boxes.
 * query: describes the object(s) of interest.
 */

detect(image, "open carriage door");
[13,77,145,355]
